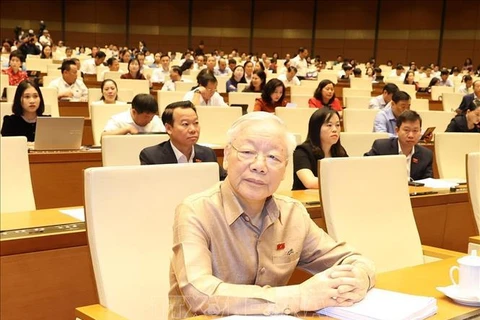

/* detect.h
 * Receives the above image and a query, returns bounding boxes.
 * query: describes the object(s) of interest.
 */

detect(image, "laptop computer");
[33,117,84,151]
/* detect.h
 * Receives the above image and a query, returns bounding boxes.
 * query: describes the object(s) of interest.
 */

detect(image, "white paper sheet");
[59,208,85,222]
[414,178,459,189]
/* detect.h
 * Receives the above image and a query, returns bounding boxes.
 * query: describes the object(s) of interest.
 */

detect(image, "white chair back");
[343,109,379,132]
[350,77,372,90]
[90,104,130,146]
[1,137,36,213]
[5,85,17,102]
[320,155,424,272]
[26,58,52,72]
[317,72,338,84]
[173,81,193,92]
[276,133,301,193]
[237,83,248,92]
[410,99,429,111]
[344,96,371,109]
[1,74,9,98]
[431,86,454,100]
[416,110,455,132]
[397,84,416,98]
[290,94,311,108]
[84,163,219,319]
[228,92,260,113]
[290,86,315,96]
[441,92,464,112]
[216,76,228,93]
[300,80,320,88]
[342,88,371,106]
[275,108,316,143]
[340,132,389,156]
[157,91,186,115]
[467,152,480,237]
[434,133,480,179]
[102,135,169,166]
[116,79,149,96]
[42,75,57,87]
[418,78,432,88]
[98,71,123,82]
[39,87,60,117]
[196,106,242,145]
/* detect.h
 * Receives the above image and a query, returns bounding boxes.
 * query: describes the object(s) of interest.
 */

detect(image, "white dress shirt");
[103,109,165,133]
[48,77,88,100]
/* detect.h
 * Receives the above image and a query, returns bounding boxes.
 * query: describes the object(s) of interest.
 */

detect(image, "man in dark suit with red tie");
[140,101,226,180]
[364,110,433,181]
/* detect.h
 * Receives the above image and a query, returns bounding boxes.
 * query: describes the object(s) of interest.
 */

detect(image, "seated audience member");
[169,111,374,319]
[438,70,453,87]
[365,110,433,181]
[308,80,343,116]
[80,51,106,75]
[2,50,28,85]
[194,55,206,71]
[92,79,124,105]
[372,67,383,82]
[338,63,353,79]
[389,64,405,80]
[151,54,170,82]
[277,66,300,87]
[253,79,287,113]
[277,59,290,75]
[456,75,474,95]
[243,60,254,83]
[242,70,266,93]
[161,66,191,92]
[420,66,434,79]
[17,34,41,56]
[183,73,227,106]
[205,56,216,73]
[446,101,480,133]
[48,59,88,100]
[214,58,232,76]
[102,93,165,136]
[373,91,411,137]
[119,49,131,63]
[403,71,419,91]
[1,80,47,141]
[293,108,347,190]
[457,80,480,113]
[99,57,124,81]
[40,45,52,59]
[228,58,237,72]
[149,52,161,68]
[120,58,146,80]
[353,68,362,78]
[425,77,440,93]
[64,47,74,60]
[369,83,399,109]
[139,101,226,179]
[226,65,246,92]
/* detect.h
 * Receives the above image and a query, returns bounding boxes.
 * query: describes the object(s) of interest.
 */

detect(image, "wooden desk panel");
[29,151,102,209]
[59,100,90,117]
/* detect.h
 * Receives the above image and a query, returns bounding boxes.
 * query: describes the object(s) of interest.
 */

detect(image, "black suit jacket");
[139,140,227,180]
[457,93,476,112]
[364,138,433,180]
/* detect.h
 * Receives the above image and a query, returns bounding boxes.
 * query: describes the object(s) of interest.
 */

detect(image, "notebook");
[33,117,84,151]
[317,288,437,320]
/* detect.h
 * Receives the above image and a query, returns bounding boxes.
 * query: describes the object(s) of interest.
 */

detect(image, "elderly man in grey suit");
[140,100,226,180]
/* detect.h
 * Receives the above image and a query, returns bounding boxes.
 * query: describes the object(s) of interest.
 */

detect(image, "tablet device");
[420,127,435,141]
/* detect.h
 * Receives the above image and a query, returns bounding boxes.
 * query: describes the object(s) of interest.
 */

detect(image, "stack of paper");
[414,178,460,189]
[317,288,437,320]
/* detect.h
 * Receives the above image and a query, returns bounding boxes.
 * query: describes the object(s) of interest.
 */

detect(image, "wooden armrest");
[75,304,127,320]
[469,236,480,245]
[421,245,464,259]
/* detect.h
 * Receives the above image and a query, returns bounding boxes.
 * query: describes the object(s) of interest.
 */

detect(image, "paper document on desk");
[59,208,85,222]
[317,288,437,320]
[218,316,302,319]
[414,178,460,189]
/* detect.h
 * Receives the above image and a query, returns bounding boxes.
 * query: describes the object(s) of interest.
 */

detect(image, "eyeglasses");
[230,144,286,168]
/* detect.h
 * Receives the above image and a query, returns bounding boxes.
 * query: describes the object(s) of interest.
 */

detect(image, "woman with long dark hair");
[292,108,348,190]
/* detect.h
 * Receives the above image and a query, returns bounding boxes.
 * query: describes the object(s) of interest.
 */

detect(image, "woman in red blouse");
[308,79,343,117]
[2,50,28,85]
[253,79,287,113]
[121,58,146,80]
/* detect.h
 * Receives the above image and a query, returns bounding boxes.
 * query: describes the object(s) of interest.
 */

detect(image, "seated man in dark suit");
[364,110,433,181]
[456,80,480,114]
[140,100,226,180]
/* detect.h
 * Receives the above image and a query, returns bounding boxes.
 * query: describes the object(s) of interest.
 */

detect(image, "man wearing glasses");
[183,73,228,106]
[169,112,375,319]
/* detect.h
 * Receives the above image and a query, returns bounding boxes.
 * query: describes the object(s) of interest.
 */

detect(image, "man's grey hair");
[226,111,297,158]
